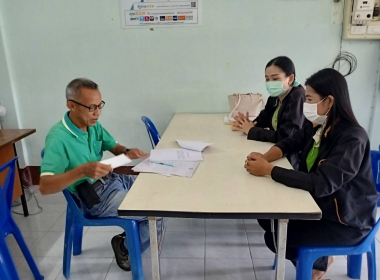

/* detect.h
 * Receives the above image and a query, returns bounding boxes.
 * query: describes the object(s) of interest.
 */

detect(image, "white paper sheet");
[150,148,203,162]
[132,159,200,178]
[176,140,213,152]
[100,154,132,169]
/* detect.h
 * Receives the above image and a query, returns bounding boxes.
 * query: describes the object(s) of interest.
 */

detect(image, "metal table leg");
[13,143,29,217]
[149,217,160,280]
[275,219,288,280]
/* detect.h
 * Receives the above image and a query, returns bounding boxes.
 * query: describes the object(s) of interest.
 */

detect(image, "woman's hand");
[234,112,249,124]
[244,154,274,176]
[232,121,240,131]
[239,118,256,134]
[247,152,264,160]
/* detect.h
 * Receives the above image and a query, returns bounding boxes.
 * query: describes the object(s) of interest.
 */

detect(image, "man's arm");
[40,162,112,195]
[109,143,128,156]
[109,143,149,159]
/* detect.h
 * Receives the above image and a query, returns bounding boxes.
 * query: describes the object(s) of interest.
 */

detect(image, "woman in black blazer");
[244,68,378,280]
[234,56,306,169]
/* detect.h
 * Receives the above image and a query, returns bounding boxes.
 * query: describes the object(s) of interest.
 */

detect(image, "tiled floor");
[6,190,380,280]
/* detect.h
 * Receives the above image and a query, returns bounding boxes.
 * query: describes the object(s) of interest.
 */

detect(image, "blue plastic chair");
[272,218,380,280]
[295,218,380,280]
[61,189,146,280]
[370,146,380,207]
[141,116,161,148]
[0,157,44,280]
[40,149,145,280]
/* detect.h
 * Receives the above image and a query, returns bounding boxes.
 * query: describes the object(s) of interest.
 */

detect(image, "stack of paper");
[176,140,213,152]
[149,140,212,162]
[150,148,204,162]
[136,140,212,177]
[132,159,200,178]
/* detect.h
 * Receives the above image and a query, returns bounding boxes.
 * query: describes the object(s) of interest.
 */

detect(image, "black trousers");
[258,219,367,271]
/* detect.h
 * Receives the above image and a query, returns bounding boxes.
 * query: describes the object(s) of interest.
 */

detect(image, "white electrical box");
[344,0,380,39]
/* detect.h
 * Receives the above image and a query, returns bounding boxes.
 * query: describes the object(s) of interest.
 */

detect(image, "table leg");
[13,144,29,217]
[149,217,160,280]
[20,189,29,217]
[275,219,288,280]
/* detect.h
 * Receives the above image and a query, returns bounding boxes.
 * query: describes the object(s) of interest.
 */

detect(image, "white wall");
[0,0,379,165]
[0,10,18,129]
[0,8,27,167]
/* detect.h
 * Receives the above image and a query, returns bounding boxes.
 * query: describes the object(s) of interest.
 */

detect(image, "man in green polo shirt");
[40,78,152,272]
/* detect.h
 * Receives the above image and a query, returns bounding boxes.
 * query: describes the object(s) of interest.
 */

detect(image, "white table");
[118,114,321,280]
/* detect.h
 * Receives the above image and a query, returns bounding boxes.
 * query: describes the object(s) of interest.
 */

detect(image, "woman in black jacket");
[244,68,378,280]
[234,56,306,169]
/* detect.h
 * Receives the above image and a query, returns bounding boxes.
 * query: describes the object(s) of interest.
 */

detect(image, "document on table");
[176,140,213,152]
[150,148,203,162]
[100,154,132,169]
[132,159,200,178]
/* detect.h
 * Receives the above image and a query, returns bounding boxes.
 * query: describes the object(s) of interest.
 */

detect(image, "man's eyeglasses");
[69,100,105,112]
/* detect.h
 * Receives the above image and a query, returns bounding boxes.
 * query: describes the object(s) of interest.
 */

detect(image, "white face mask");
[303,98,330,125]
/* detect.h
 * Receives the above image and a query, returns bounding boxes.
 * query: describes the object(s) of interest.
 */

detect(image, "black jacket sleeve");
[271,128,367,198]
[251,100,272,128]
[247,87,305,143]
[275,123,313,156]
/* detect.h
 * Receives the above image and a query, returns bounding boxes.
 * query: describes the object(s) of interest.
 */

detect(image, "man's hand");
[82,162,113,179]
[126,148,149,159]
[244,154,274,176]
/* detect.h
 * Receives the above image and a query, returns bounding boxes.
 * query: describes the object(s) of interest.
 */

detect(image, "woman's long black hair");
[305,68,359,133]
[265,56,296,78]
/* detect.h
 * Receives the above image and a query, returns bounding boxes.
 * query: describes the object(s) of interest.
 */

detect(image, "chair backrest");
[370,148,380,207]
[360,218,380,249]
[62,189,84,215]
[0,157,18,228]
[141,116,161,148]
[371,150,380,185]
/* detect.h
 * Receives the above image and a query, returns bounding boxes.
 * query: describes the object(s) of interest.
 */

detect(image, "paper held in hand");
[100,154,132,169]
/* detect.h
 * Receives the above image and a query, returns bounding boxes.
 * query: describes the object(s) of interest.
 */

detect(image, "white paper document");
[132,159,200,178]
[100,154,132,169]
[150,148,203,162]
[176,140,213,152]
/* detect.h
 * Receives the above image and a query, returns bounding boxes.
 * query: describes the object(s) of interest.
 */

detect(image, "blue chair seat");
[0,158,44,280]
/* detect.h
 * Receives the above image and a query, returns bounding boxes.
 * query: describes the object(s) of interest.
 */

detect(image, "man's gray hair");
[65,78,98,100]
